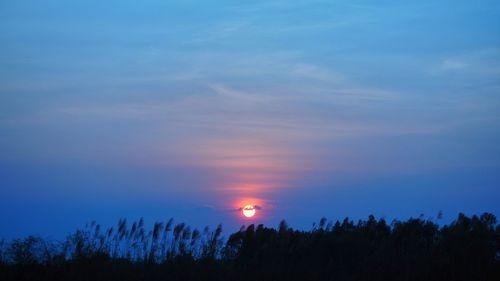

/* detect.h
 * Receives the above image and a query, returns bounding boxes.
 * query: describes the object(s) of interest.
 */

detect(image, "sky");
[1,0,500,239]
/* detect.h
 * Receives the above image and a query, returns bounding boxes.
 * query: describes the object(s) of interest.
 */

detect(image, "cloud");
[5,36,472,198]
[430,48,500,76]
[234,204,263,212]
[439,59,467,71]
[290,63,345,82]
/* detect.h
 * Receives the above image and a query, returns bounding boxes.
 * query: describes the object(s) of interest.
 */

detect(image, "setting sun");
[242,205,256,218]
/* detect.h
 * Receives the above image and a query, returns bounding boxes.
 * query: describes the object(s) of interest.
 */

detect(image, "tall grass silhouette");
[0,213,498,281]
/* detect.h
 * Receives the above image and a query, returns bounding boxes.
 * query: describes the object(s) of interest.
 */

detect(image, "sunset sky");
[1,0,499,239]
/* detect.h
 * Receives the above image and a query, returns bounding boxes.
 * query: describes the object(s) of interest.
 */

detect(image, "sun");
[242,205,256,218]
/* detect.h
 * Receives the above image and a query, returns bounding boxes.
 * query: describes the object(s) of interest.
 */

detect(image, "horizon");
[1,0,500,241]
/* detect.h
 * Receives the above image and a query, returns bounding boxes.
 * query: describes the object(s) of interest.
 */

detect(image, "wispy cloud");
[53,80,447,193]
[430,48,500,76]
[438,59,467,71]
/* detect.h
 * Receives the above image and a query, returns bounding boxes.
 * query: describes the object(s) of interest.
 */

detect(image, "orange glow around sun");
[242,205,256,218]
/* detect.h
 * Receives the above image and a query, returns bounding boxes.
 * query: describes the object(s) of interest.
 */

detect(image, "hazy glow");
[177,136,311,215]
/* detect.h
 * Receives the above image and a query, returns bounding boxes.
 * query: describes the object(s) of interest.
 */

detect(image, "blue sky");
[1,0,500,239]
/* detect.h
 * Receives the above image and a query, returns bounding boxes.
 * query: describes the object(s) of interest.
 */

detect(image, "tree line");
[0,212,499,281]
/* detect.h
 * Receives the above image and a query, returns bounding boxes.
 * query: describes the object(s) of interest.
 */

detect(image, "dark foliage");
[0,213,499,281]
